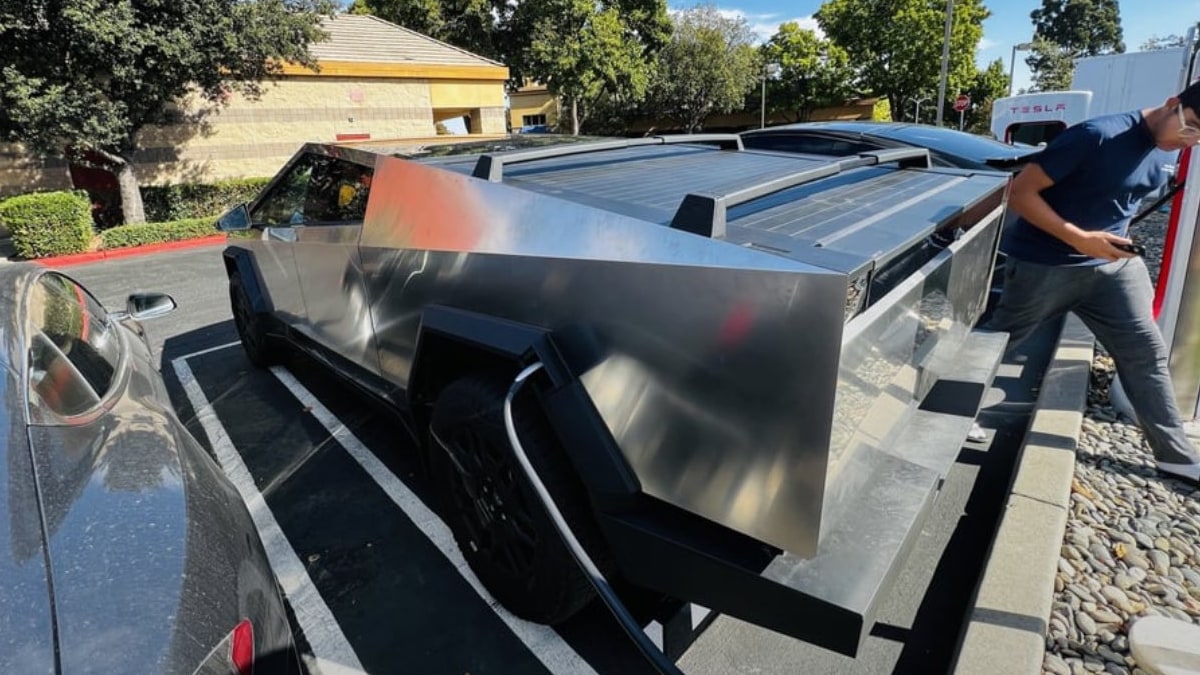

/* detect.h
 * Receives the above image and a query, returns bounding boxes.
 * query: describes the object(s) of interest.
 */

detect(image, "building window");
[522,114,547,126]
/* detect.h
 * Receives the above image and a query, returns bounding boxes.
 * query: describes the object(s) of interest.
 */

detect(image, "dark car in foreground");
[0,263,297,674]
[742,120,1040,172]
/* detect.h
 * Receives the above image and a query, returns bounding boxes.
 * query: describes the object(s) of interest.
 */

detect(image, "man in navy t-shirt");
[988,80,1200,484]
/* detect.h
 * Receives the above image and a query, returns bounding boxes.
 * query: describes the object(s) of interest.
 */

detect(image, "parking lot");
[63,242,1061,675]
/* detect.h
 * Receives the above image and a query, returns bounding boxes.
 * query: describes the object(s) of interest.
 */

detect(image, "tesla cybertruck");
[216,134,1011,659]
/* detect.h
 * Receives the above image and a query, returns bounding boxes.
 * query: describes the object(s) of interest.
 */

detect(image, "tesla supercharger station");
[1111,143,1200,426]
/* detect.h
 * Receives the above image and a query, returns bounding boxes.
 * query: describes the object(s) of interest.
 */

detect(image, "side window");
[250,153,319,226]
[305,157,374,224]
[27,274,122,417]
[249,153,373,227]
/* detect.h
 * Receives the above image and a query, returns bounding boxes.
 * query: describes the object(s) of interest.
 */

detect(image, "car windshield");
[878,126,1038,162]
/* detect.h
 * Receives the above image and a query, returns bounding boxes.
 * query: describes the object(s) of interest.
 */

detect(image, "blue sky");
[687,0,1200,93]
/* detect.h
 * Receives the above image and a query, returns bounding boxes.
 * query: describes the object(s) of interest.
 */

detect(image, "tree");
[507,0,671,135]
[1030,0,1123,56]
[816,0,990,123]
[760,22,856,123]
[1026,36,1075,92]
[0,0,332,225]
[962,58,1008,134]
[1026,0,1123,89]
[349,0,505,60]
[1142,34,1187,51]
[643,5,759,132]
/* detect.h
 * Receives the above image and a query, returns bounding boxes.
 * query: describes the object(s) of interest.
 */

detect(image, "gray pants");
[985,256,1198,464]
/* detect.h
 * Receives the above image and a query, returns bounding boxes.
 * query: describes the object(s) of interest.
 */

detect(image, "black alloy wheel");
[429,375,597,625]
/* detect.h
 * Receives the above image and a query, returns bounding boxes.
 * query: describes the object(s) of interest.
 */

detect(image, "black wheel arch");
[222,245,274,316]
[408,306,641,512]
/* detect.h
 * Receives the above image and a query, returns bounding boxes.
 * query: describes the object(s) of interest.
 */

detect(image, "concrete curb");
[953,315,1095,675]
[24,234,229,267]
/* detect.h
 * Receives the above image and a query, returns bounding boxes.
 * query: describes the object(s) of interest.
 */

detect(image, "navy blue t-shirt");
[1001,111,1175,266]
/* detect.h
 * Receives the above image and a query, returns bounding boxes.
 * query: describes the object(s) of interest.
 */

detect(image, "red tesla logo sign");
[1008,103,1070,114]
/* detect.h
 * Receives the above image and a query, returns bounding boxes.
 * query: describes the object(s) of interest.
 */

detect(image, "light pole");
[761,63,780,129]
[935,0,953,125]
[906,95,932,123]
[1008,42,1033,97]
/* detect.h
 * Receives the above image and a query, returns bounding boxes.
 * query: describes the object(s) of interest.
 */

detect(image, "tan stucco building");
[0,14,509,197]
[509,82,560,130]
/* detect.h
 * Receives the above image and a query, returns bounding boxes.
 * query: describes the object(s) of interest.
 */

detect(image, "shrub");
[99,216,220,250]
[0,191,94,259]
[141,177,271,222]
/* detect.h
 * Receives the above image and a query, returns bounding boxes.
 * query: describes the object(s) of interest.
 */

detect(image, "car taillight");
[229,619,254,675]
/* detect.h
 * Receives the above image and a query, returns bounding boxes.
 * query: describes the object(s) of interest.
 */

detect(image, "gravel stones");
[1042,212,1200,675]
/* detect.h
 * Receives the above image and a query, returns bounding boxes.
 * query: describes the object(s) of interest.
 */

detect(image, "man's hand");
[1065,230,1138,261]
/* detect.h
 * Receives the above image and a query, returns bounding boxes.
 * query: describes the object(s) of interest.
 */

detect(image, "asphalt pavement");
[59,244,1060,675]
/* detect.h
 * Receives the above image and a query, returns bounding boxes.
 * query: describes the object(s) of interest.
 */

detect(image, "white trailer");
[1072,47,1192,117]
[990,28,1200,144]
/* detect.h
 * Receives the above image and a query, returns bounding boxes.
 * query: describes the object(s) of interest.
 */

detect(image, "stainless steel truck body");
[218,135,1011,657]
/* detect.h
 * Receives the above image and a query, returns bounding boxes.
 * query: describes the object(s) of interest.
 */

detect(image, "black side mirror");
[125,293,177,321]
[217,204,252,232]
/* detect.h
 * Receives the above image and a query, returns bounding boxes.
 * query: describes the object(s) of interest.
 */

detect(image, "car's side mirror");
[125,292,177,321]
[217,204,252,231]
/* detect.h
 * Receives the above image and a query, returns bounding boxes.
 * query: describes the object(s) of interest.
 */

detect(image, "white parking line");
[172,356,366,675]
[179,340,242,360]
[269,366,600,675]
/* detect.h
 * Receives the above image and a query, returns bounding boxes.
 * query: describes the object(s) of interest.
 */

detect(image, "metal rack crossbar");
[471,134,743,182]
[669,148,932,239]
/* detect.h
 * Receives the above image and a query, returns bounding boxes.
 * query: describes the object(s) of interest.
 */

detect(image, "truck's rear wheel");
[429,375,595,625]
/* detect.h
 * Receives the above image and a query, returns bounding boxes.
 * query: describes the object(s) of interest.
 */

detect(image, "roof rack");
[669,147,932,239]
[471,134,743,182]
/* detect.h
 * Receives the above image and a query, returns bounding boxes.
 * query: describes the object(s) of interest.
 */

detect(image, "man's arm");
[1009,163,1136,261]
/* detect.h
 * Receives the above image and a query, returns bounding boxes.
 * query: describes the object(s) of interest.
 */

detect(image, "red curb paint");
[30,234,228,267]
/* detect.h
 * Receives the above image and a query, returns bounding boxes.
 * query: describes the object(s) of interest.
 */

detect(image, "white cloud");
[977,37,998,52]
[749,15,824,42]
[670,5,824,43]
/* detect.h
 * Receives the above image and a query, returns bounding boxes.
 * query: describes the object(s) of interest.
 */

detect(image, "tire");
[429,375,597,625]
[229,274,278,368]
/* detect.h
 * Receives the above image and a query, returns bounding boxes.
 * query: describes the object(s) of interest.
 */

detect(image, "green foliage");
[1026,0,1123,91]
[817,0,990,122]
[872,99,892,122]
[761,22,857,123]
[351,0,505,60]
[506,0,670,134]
[1142,34,1186,51]
[962,58,1009,134]
[0,191,93,259]
[644,5,760,132]
[1027,36,1075,92]
[1030,0,1123,57]
[142,178,272,223]
[99,217,219,250]
[0,0,333,224]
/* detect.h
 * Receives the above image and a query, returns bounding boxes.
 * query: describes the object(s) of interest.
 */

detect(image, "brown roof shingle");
[312,14,502,68]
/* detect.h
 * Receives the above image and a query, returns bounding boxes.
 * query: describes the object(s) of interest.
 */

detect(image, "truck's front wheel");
[429,375,595,625]
[230,274,277,368]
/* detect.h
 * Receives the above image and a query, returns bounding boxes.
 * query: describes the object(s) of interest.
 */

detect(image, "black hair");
[1179,79,1200,113]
